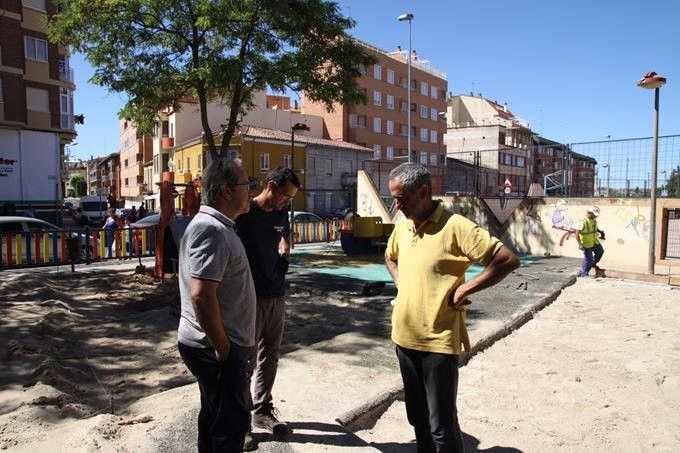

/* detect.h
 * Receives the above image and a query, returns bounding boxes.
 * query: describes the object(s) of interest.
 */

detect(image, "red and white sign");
[503,178,512,195]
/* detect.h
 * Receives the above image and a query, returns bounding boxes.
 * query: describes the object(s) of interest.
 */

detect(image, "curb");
[336,272,579,431]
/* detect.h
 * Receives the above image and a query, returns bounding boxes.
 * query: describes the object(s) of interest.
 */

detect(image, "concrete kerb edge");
[336,273,579,432]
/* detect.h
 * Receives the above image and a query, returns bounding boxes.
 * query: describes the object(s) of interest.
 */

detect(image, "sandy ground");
[356,278,680,452]
[0,269,391,451]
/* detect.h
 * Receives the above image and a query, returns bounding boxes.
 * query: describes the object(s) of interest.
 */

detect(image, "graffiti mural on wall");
[524,203,542,236]
[548,199,577,246]
[624,206,650,239]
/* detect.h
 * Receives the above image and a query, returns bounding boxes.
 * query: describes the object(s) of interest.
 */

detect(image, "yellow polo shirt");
[386,202,502,355]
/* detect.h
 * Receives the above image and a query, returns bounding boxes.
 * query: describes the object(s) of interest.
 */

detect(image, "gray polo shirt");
[177,205,256,348]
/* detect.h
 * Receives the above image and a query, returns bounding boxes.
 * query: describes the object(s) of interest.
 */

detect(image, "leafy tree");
[661,165,680,197]
[49,0,376,160]
[70,175,87,197]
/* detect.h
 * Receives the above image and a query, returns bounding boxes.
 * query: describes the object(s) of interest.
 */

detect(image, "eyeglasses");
[274,182,296,200]
[235,179,259,190]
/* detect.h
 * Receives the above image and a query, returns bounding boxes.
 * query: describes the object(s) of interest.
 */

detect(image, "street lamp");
[398,12,413,163]
[290,122,309,249]
[601,163,611,197]
[637,71,667,275]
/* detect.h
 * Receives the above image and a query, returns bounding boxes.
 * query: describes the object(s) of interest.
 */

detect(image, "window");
[260,153,270,171]
[349,114,366,128]
[410,79,417,91]
[386,94,395,110]
[357,64,366,75]
[411,126,417,138]
[430,130,437,143]
[421,81,428,96]
[420,128,428,142]
[186,157,191,173]
[410,102,416,112]
[153,155,159,174]
[325,192,333,210]
[177,157,182,172]
[386,146,394,160]
[387,69,395,84]
[400,101,408,112]
[373,117,381,133]
[386,120,394,135]
[373,90,382,106]
[420,152,428,164]
[373,144,382,159]
[125,177,129,187]
[430,85,438,99]
[22,0,46,11]
[517,156,525,167]
[399,124,408,137]
[323,158,332,176]
[430,107,438,121]
[420,105,428,118]
[283,154,291,169]
[26,87,49,112]
[24,36,48,62]
[374,64,382,80]
[124,159,129,167]
[431,153,438,165]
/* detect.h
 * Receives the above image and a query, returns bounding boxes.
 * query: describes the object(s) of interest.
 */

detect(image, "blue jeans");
[580,243,604,276]
[178,342,251,453]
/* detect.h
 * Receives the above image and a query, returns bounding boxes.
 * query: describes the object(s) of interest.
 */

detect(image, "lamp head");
[292,123,310,131]
[397,13,414,21]
[637,72,667,89]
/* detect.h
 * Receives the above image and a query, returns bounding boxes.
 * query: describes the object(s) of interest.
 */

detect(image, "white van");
[79,196,109,225]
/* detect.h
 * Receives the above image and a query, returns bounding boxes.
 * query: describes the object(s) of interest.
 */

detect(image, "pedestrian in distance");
[138,204,147,219]
[575,205,606,277]
[235,167,300,450]
[102,207,119,258]
[384,163,520,452]
[177,158,256,453]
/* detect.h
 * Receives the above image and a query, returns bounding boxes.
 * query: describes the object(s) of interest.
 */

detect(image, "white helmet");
[586,206,600,217]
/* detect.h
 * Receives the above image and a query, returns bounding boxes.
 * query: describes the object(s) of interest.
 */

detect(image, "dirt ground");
[356,278,680,452]
[0,269,390,451]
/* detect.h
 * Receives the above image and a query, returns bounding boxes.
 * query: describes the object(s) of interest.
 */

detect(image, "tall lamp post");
[398,13,413,163]
[601,163,611,197]
[290,122,310,249]
[637,71,667,275]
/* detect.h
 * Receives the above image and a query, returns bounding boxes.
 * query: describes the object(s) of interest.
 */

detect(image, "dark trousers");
[396,345,464,453]
[178,342,251,453]
[247,296,285,414]
[579,243,604,276]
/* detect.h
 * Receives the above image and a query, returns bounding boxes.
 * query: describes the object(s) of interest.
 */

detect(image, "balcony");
[161,136,175,149]
[58,67,74,84]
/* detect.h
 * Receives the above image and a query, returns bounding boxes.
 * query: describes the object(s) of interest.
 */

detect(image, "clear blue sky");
[67,0,680,162]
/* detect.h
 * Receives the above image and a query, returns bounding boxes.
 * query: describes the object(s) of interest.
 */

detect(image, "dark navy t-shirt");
[236,200,290,298]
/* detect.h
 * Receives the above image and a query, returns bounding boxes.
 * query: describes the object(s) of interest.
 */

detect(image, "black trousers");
[178,342,251,453]
[396,345,464,453]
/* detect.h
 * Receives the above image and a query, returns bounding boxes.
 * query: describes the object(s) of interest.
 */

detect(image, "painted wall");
[501,197,680,272]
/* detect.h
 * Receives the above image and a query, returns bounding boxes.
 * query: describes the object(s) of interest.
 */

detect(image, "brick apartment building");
[119,118,153,206]
[0,0,77,210]
[0,0,76,137]
[301,39,448,195]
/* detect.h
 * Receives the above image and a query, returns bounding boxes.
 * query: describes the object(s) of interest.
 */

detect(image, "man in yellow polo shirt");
[385,163,519,452]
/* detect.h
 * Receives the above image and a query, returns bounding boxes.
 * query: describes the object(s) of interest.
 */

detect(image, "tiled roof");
[239,125,373,152]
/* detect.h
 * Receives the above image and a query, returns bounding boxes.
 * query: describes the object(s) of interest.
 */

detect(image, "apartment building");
[569,151,597,197]
[444,94,533,196]
[301,40,448,195]
[97,152,120,205]
[119,119,153,207]
[0,0,76,214]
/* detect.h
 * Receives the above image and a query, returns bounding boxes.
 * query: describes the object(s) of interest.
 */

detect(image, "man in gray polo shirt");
[177,158,257,452]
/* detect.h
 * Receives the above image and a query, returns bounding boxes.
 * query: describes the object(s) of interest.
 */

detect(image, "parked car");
[0,216,92,262]
[129,214,191,256]
[289,211,325,223]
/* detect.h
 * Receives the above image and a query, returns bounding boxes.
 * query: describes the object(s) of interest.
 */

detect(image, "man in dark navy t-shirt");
[236,166,300,443]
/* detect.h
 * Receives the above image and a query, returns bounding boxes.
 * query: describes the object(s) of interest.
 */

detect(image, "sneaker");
[243,431,258,451]
[253,407,292,436]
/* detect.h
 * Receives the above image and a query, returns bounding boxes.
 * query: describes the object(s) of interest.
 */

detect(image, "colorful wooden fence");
[292,219,343,244]
[0,226,156,269]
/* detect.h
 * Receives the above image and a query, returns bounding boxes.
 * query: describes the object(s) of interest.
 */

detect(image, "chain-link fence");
[442,135,680,198]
